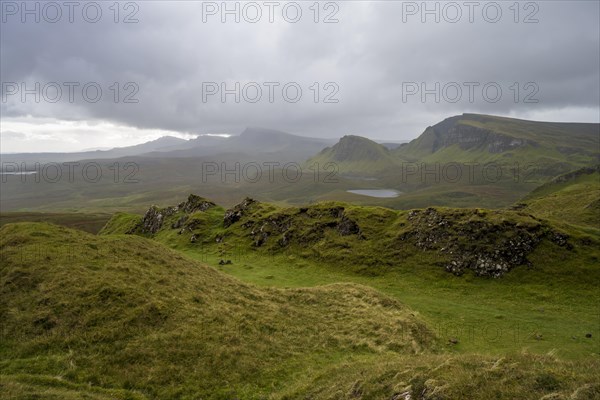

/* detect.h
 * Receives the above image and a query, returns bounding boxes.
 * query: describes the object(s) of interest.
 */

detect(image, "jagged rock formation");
[400,208,571,277]
[223,199,364,247]
[133,194,216,234]
[223,197,257,228]
[115,194,583,278]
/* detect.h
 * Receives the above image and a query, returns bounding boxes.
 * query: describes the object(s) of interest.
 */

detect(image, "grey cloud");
[1,0,598,147]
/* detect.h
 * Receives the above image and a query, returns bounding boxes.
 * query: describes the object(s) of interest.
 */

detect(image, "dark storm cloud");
[1,0,599,150]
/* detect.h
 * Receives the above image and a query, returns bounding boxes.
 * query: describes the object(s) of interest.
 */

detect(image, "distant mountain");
[0,135,192,164]
[161,127,336,161]
[303,114,599,178]
[1,128,337,165]
[394,113,599,169]
[307,135,399,175]
[104,135,190,156]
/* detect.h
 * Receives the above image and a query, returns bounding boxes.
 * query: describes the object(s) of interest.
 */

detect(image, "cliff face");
[418,116,533,154]
[396,114,599,168]
[444,124,532,153]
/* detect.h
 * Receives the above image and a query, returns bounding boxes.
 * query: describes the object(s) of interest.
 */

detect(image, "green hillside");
[0,212,111,234]
[110,194,598,279]
[101,194,600,361]
[1,222,434,399]
[395,114,599,174]
[517,165,600,228]
[2,220,600,398]
[306,135,400,175]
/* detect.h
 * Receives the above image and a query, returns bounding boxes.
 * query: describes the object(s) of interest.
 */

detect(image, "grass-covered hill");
[516,165,600,228]
[2,221,600,398]
[0,212,111,234]
[2,114,598,214]
[102,194,600,359]
[306,135,400,175]
[308,114,599,179]
[1,222,435,399]
[395,113,599,169]
[105,194,598,280]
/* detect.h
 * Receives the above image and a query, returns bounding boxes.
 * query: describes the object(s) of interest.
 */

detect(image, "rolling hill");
[2,215,600,398]
[307,135,400,175]
[2,114,598,213]
[1,128,336,165]
[516,165,600,228]
[0,222,434,398]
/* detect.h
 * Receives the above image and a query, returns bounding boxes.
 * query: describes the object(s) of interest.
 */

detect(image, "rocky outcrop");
[442,124,533,153]
[224,197,257,228]
[338,214,361,236]
[134,194,216,235]
[179,194,216,213]
[225,203,363,248]
[401,208,569,278]
[138,205,177,234]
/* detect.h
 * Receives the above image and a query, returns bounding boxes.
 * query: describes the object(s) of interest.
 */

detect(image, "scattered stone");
[585,333,592,338]
[549,231,569,247]
[190,234,197,243]
[448,338,459,345]
[218,259,232,265]
[534,333,543,341]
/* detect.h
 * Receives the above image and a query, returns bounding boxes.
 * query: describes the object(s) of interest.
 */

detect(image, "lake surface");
[347,189,401,198]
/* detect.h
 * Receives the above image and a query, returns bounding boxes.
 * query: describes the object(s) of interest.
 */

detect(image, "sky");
[1,0,599,153]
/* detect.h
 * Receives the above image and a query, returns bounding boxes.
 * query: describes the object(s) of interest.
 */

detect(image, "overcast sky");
[1,0,599,152]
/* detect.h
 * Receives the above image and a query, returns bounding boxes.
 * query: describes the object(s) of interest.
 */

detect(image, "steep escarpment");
[395,114,599,169]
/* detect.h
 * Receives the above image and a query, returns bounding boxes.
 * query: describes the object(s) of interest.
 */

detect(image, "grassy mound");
[107,195,597,278]
[0,222,434,399]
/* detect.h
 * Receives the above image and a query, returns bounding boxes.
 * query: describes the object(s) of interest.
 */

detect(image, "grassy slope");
[518,166,600,228]
[396,114,599,166]
[1,222,436,399]
[306,135,401,176]
[0,212,111,234]
[2,222,600,399]
[103,195,600,361]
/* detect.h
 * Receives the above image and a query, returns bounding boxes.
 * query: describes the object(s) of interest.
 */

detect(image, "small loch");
[346,189,401,198]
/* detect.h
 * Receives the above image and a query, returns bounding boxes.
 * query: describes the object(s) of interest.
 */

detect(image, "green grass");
[2,221,599,399]
[103,194,600,361]
[0,212,111,234]
[518,166,600,228]
[1,222,437,399]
